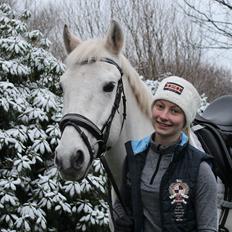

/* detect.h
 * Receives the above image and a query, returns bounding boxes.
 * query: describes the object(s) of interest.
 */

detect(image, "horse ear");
[63,24,81,54]
[105,20,124,55]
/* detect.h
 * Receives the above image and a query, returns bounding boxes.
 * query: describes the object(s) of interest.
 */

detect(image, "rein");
[59,57,129,216]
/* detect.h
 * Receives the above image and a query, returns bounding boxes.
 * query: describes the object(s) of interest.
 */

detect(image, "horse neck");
[122,78,153,140]
[106,77,153,189]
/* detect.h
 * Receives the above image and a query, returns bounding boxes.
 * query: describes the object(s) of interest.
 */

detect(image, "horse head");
[55,21,128,181]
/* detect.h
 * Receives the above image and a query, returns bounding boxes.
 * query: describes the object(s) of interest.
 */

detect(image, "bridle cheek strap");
[101,78,125,146]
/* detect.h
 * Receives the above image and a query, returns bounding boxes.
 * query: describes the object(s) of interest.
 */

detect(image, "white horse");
[55,20,154,231]
[54,21,231,231]
[55,21,153,187]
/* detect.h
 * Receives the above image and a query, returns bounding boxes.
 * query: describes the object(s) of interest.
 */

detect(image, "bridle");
[59,57,130,218]
[59,57,127,167]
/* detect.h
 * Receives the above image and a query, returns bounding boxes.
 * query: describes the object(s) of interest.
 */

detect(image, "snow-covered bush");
[0,4,209,231]
[0,4,109,231]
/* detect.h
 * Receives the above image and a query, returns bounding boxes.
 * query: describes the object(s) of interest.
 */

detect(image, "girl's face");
[152,99,185,145]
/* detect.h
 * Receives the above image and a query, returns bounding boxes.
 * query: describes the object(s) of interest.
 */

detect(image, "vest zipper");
[149,153,162,184]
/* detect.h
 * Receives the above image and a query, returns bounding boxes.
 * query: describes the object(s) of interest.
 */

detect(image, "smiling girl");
[114,76,218,232]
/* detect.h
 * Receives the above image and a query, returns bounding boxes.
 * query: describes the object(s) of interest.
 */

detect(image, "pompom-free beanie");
[152,76,201,128]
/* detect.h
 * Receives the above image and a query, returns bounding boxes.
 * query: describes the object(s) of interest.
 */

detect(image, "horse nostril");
[71,150,84,170]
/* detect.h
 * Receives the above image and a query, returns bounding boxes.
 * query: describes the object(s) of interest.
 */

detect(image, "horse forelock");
[65,39,109,66]
[65,39,152,119]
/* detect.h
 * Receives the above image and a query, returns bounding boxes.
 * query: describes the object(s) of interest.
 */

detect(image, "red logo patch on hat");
[164,82,184,95]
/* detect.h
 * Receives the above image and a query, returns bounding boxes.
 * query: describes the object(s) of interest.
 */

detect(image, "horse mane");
[120,55,153,118]
[65,39,153,118]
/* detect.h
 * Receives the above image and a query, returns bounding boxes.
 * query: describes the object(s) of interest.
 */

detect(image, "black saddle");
[195,95,232,132]
[193,95,232,187]
[195,95,232,147]
[194,96,232,232]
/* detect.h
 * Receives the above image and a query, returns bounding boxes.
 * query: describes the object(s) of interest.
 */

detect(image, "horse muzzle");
[54,145,90,181]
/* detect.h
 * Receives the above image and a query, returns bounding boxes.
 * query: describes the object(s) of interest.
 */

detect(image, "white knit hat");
[152,76,201,128]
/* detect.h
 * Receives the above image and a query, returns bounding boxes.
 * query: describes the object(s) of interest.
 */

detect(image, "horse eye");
[103,82,116,92]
